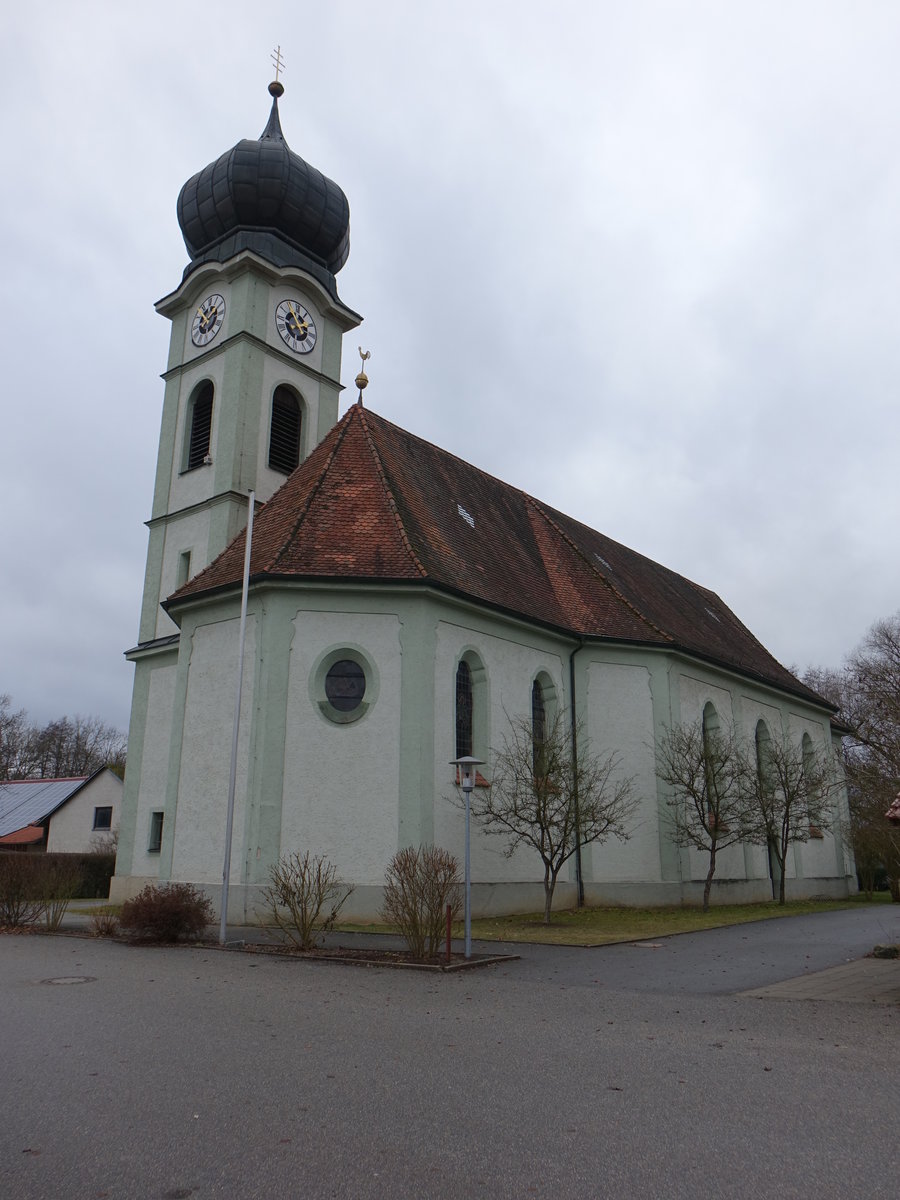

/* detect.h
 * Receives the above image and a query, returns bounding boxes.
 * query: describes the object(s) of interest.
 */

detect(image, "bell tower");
[113,74,360,900]
[136,76,361,644]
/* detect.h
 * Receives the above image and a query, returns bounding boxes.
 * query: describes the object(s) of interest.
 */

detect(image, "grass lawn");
[340,893,891,947]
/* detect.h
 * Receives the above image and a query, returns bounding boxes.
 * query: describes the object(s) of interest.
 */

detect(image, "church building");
[110,80,855,919]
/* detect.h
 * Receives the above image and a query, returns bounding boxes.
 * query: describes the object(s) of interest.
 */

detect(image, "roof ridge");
[357,406,428,578]
[266,408,359,574]
[526,497,673,642]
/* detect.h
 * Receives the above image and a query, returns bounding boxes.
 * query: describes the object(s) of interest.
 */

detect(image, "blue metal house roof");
[0,774,97,838]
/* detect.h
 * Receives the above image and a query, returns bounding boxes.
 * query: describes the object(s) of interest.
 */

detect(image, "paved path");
[3,907,897,1200]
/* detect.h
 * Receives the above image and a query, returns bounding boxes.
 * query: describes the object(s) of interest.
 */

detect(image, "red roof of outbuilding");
[0,824,45,846]
[168,404,826,706]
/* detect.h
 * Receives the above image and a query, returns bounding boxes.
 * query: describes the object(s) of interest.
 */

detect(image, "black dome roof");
[177,84,350,288]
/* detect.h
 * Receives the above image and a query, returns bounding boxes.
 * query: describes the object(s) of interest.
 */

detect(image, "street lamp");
[450,755,484,958]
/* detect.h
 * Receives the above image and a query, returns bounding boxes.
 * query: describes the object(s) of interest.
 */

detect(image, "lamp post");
[450,755,484,958]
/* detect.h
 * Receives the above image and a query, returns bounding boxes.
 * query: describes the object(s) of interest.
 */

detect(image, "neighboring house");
[0,769,123,853]
[110,81,854,921]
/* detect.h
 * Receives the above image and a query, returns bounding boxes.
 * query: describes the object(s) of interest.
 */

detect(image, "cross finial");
[271,45,285,83]
[356,348,371,405]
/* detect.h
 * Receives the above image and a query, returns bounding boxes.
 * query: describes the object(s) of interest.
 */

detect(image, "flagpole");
[219,491,255,945]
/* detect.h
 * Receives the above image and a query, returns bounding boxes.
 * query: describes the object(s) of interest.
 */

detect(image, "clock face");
[275,299,317,354]
[191,294,226,347]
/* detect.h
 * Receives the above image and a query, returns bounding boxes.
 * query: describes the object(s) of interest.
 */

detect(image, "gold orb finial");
[356,347,371,405]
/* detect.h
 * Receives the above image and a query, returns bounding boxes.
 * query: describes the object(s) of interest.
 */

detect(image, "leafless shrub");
[89,906,121,937]
[40,859,82,931]
[381,845,461,961]
[119,883,213,943]
[261,851,354,950]
[0,854,46,927]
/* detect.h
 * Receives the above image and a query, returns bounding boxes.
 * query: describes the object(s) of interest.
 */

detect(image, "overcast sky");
[3,1,899,732]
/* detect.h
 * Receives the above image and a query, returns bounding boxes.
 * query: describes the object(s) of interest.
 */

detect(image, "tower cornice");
[158,328,348,390]
[155,249,361,329]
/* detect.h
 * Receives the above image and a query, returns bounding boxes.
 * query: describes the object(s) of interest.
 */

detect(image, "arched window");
[755,721,772,790]
[755,720,778,892]
[185,381,213,471]
[455,660,473,759]
[801,732,815,777]
[532,677,546,775]
[269,385,302,474]
[455,652,488,767]
[802,733,823,837]
[701,702,720,816]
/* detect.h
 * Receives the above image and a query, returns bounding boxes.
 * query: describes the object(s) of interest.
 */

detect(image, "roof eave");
[163,572,827,710]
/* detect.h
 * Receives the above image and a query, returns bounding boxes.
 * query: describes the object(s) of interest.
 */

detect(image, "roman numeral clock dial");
[276,299,317,354]
[191,294,225,346]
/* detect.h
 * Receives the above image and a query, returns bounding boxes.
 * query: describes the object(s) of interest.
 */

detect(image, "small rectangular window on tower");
[176,550,192,590]
[148,811,164,854]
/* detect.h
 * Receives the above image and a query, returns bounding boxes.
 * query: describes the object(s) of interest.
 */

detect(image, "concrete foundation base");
[109,872,858,924]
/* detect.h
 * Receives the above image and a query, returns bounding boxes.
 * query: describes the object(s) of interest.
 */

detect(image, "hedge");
[0,851,116,899]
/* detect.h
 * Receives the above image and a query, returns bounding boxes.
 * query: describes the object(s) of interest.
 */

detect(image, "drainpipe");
[569,640,585,908]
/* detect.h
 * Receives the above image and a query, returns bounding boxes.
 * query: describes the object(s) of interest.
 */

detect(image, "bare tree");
[469,710,637,924]
[0,694,33,779]
[803,611,900,899]
[656,720,753,911]
[746,731,838,905]
[843,768,900,896]
[0,695,126,781]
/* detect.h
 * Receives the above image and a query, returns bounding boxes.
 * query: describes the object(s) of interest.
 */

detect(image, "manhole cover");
[41,976,97,986]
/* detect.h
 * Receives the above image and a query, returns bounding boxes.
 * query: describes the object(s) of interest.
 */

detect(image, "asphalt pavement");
[2,905,897,1200]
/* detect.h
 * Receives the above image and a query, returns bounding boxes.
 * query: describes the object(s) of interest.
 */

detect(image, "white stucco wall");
[46,771,123,854]
[131,663,178,878]
[431,619,568,886]
[582,659,660,883]
[280,610,403,885]
[170,616,257,884]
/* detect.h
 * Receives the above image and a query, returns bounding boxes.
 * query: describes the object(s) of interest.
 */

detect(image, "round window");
[312,646,377,725]
[324,659,366,712]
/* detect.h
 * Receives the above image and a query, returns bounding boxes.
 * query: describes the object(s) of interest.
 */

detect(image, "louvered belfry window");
[269,386,301,474]
[186,382,213,470]
[456,660,473,759]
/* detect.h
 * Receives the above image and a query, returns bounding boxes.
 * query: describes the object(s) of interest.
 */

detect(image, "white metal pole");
[464,779,472,959]
[219,492,255,945]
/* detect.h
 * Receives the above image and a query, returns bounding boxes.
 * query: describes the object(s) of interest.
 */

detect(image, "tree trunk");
[543,866,556,924]
[703,842,717,912]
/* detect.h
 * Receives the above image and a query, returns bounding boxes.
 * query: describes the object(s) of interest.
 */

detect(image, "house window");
[455,660,473,759]
[148,811,164,854]
[92,807,112,831]
[268,386,302,474]
[185,381,214,471]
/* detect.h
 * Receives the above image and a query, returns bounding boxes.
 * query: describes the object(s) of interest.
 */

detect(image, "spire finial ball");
[269,80,285,98]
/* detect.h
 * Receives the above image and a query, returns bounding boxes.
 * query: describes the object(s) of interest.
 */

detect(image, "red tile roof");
[168,404,826,706]
[0,824,45,846]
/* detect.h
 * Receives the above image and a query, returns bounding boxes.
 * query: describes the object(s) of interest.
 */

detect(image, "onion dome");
[176,81,350,293]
